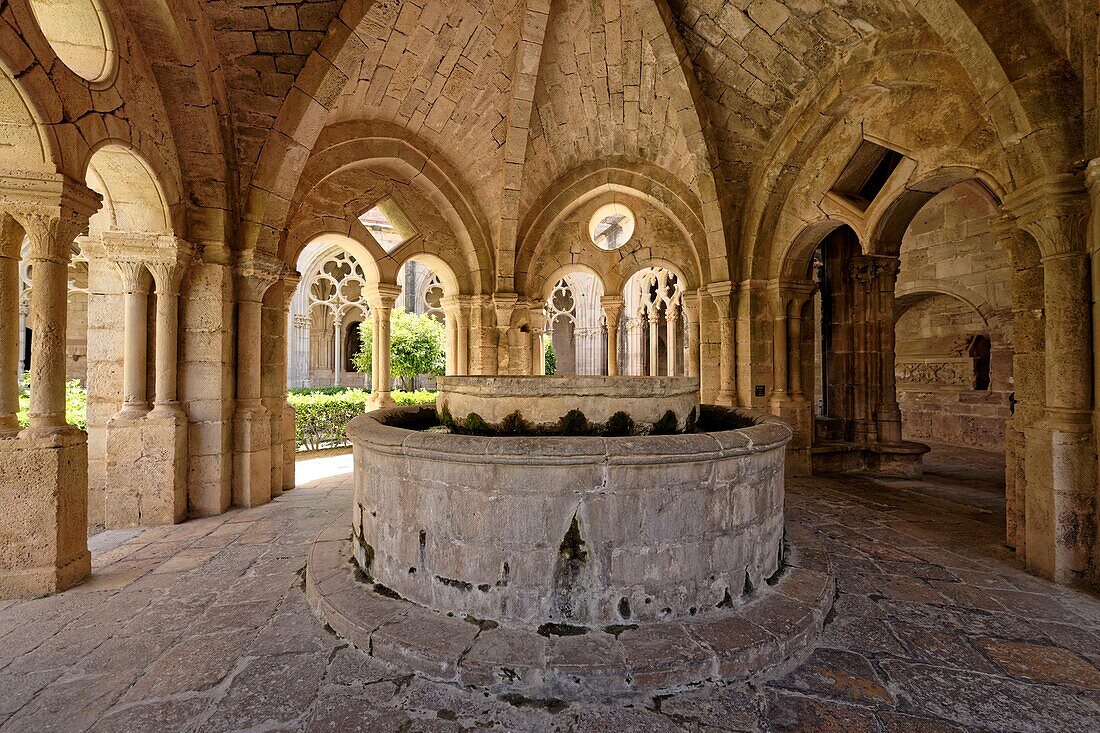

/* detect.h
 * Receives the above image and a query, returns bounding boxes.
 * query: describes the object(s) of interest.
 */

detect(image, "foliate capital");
[0,173,100,264]
[1002,173,1089,259]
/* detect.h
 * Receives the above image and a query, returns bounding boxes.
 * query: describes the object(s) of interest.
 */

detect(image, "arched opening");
[620,267,686,377]
[290,242,374,389]
[543,271,606,376]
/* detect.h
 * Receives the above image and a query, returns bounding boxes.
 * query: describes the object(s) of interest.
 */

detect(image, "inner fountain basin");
[348,376,792,629]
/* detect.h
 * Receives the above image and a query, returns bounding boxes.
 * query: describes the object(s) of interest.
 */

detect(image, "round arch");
[84,143,175,235]
[538,263,608,305]
[516,161,708,294]
[867,171,1005,256]
[894,282,994,330]
[397,252,461,298]
[282,122,493,295]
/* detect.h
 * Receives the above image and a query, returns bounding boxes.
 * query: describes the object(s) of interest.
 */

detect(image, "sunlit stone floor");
[0,447,1097,732]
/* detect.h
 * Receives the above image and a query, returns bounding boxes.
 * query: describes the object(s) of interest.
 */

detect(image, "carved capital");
[365,283,402,312]
[845,255,900,286]
[234,251,285,303]
[148,261,186,296]
[680,291,702,323]
[114,260,151,294]
[1003,173,1089,259]
[706,280,736,320]
[0,173,100,263]
[600,295,624,326]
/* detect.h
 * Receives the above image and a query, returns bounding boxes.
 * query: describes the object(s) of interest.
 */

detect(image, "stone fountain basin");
[436,375,701,432]
[348,404,792,628]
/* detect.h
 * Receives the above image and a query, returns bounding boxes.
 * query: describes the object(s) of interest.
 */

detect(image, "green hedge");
[288,388,436,451]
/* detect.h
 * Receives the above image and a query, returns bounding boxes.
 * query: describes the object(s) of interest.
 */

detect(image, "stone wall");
[895,183,1013,452]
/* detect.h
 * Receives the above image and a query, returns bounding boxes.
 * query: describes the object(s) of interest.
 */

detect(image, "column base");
[104,408,189,529]
[0,428,90,599]
[1023,415,1097,586]
[780,398,813,478]
[811,439,929,478]
[367,392,397,411]
[233,404,272,509]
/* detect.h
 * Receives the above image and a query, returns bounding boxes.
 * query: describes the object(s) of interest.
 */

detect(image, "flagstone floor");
[0,447,1097,732]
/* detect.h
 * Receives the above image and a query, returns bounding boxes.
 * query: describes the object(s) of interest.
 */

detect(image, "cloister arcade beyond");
[0,4,1098,726]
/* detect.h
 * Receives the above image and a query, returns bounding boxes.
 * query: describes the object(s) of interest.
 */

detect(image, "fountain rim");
[347,404,793,467]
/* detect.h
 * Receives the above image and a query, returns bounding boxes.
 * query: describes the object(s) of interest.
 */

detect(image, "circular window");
[589,204,635,251]
[28,0,117,85]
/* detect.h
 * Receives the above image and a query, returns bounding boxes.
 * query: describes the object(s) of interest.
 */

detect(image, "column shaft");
[237,300,263,404]
[0,253,18,432]
[376,308,393,401]
[648,316,659,376]
[333,318,343,387]
[788,310,804,398]
[665,308,679,376]
[770,313,788,409]
[121,285,149,412]
[154,292,179,406]
[27,255,69,428]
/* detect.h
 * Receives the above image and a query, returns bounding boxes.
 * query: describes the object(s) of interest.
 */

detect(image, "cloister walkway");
[0,455,1096,732]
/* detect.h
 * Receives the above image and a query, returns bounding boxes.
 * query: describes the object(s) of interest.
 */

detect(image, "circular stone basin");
[348,391,793,629]
[437,375,701,433]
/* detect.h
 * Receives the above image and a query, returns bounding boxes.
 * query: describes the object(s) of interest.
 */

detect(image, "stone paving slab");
[306,517,837,700]
[0,454,1097,731]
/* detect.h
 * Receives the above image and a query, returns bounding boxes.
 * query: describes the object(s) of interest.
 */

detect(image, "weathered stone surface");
[348,404,791,626]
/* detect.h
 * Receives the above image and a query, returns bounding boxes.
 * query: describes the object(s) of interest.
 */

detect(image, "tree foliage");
[544,342,557,376]
[352,307,446,389]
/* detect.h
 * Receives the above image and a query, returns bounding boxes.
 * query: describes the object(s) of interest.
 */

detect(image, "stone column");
[233,268,276,508]
[279,274,300,494]
[601,295,623,376]
[115,262,151,416]
[25,225,78,429]
[999,215,1043,555]
[783,287,815,477]
[647,311,660,376]
[529,308,547,376]
[682,292,702,379]
[149,262,185,411]
[105,254,190,529]
[333,313,343,387]
[708,282,736,406]
[1007,174,1096,585]
[768,284,789,414]
[665,304,680,376]
[367,284,401,408]
[875,258,903,444]
[0,215,20,435]
[1,176,99,598]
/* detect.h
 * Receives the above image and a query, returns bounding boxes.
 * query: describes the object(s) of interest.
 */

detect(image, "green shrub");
[288,389,370,452]
[287,388,437,451]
